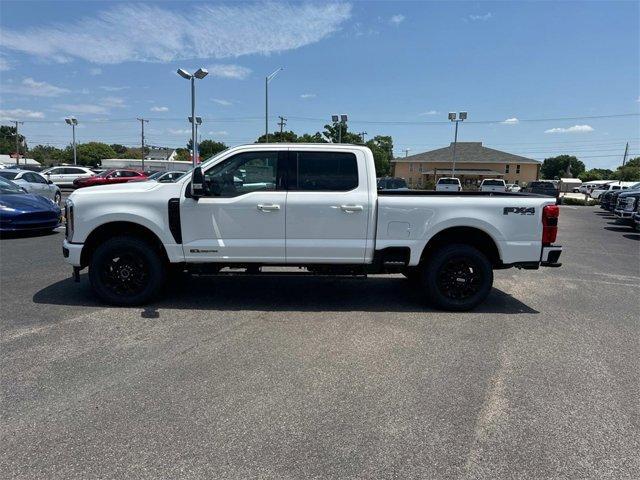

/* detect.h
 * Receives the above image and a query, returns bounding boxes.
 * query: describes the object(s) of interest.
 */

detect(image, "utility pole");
[278,116,287,140]
[448,111,467,178]
[622,142,629,167]
[13,121,23,166]
[359,131,367,143]
[137,118,149,171]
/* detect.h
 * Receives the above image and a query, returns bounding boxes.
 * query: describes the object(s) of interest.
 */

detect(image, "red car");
[73,169,147,188]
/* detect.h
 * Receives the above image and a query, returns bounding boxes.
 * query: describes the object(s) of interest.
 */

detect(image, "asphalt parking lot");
[1,206,639,479]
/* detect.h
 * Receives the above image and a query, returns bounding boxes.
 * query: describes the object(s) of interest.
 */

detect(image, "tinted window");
[120,171,139,177]
[291,151,358,191]
[438,179,459,185]
[66,168,86,174]
[31,173,47,184]
[483,180,504,186]
[0,171,18,180]
[203,151,280,197]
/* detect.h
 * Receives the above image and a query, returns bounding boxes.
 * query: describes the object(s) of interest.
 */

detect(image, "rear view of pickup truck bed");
[63,144,562,310]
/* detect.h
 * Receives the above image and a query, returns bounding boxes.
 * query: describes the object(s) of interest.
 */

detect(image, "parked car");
[63,144,562,311]
[435,177,462,192]
[580,180,612,194]
[0,177,61,233]
[377,177,409,190]
[73,169,147,188]
[524,181,559,197]
[613,184,640,225]
[506,183,521,192]
[633,201,640,231]
[41,166,94,187]
[147,171,186,183]
[0,169,62,204]
[590,181,636,199]
[479,178,506,192]
[600,189,618,211]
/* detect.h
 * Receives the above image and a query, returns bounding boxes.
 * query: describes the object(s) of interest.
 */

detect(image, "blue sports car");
[0,177,62,233]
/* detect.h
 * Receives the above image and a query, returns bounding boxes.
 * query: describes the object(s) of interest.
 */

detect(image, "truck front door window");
[204,152,279,197]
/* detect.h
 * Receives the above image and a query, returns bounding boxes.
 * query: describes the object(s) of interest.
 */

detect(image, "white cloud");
[390,14,405,26]
[212,98,232,106]
[502,117,519,125]
[99,96,125,108]
[468,13,493,21]
[1,77,69,97]
[208,64,251,80]
[209,130,229,136]
[168,128,191,135]
[99,86,128,92]
[300,93,317,99]
[0,56,10,71]
[419,110,438,116]
[89,67,102,76]
[0,108,45,120]
[0,3,351,64]
[150,106,169,112]
[54,104,109,115]
[545,125,594,134]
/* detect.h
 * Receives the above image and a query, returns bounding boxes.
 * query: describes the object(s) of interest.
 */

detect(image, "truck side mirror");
[191,166,205,197]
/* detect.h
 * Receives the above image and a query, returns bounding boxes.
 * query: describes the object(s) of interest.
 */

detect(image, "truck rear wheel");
[422,244,493,311]
[89,236,166,306]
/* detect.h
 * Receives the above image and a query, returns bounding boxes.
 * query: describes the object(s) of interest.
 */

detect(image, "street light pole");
[448,111,467,178]
[177,68,208,169]
[13,121,23,166]
[265,67,283,143]
[137,118,149,171]
[65,117,78,165]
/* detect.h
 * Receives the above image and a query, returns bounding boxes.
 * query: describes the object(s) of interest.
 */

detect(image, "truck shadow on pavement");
[33,274,539,314]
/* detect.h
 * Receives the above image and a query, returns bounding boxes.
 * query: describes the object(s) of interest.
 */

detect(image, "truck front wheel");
[422,244,493,311]
[89,236,166,306]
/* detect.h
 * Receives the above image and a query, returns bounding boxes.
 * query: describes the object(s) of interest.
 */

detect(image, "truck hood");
[69,180,181,200]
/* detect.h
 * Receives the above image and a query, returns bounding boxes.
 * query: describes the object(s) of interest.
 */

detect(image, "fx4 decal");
[503,207,535,215]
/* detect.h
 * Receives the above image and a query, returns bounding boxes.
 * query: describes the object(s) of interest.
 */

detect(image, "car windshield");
[0,176,24,194]
[483,180,504,186]
[438,179,459,184]
[147,172,163,180]
[0,171,19,180]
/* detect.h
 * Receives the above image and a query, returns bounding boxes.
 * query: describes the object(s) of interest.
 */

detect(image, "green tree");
[175,148,190,162]
[365,135,394,176]
[0,125,27,156]
[611,157,640,181]
[297,132,327,143]
[29,145,65,166]
[74,142,117,166]
[322,123,361,144]
[256,130,300,143]
[109,144,128,157]
[185,139,227,161]
[540,155,585,179]
[578,168,613,182]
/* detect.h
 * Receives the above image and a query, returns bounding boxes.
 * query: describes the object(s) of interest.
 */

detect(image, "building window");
[516,164,521,174]
[409,163,414,173]
[505,164,510,173]
[408,177,413,186]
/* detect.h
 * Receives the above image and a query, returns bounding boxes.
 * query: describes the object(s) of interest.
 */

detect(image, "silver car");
[0,169,62,204]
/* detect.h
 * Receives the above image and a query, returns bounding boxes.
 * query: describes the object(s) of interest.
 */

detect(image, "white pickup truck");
[63,144,562,310]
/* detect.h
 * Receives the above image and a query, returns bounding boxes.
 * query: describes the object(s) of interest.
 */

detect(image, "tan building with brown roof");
[391,142,541,189]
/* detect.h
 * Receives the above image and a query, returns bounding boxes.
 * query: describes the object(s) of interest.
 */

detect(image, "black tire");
[421,244,493,311]
[54,192,62,205]
[89,236,166,306]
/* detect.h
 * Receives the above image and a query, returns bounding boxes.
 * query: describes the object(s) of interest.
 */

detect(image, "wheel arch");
[419,226,502,267]
[80,221,169,268]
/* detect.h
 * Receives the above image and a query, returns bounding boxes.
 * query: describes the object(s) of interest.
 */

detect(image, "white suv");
[480,179,506,192]
[41,166,94,187]
[435,177,461,192]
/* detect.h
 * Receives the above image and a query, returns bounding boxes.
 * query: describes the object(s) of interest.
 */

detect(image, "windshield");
[0,176,24,194]
[438,179,459,185]
[0,171,19,180]
[483,180,504,186]
[147,172,163,180]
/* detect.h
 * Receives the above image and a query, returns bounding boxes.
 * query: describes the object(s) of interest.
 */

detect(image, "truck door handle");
[257,204,280,212]
[340,204,364,213]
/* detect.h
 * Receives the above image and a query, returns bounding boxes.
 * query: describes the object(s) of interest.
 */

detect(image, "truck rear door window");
[290,152,358,191]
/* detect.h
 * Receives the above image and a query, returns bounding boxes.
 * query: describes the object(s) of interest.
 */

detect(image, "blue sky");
[0,1,638,169]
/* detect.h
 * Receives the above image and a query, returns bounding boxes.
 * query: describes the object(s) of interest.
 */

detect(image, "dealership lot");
[1,207,639,478]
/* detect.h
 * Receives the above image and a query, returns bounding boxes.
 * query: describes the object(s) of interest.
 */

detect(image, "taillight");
[542,204,559,245]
